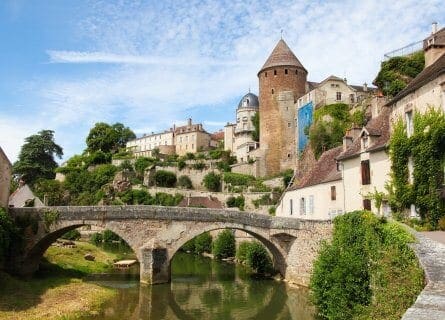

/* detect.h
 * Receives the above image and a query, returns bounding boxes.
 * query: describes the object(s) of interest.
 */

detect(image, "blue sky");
[0,0,444,162]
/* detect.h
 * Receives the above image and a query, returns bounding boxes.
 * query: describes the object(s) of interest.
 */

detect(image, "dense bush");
[194,232,212,254]
[226,195,245,210]
[103,229,121,243]
[90,232,103,244]
[177,175,193,189]
[245,241,273,274]
[153,170,177,187]
[212,229,236,259]
[61,229,81,241]
[282,169,294,187]
[203,172,221,192]
[374,51,424,97]
[236,241,250,263]
[0,208,19,264]
[310,211,424,320]
[177,160,186,170]
[192,162,206,170]
[223,172,255,186]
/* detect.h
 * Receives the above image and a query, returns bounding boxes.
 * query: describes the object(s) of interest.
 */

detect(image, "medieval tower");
[258,39,307,176]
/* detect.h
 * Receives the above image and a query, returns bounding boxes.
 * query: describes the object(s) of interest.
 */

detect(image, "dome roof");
[258,39,306,74]
[237,93,259,109]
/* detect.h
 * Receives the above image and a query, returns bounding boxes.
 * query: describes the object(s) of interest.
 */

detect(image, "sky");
[0,0,444,163]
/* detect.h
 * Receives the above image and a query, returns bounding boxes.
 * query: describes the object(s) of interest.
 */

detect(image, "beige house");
[0,147,12,209]
[174,118,211,156]
[336,107,392,215]
[297,75,372,110]
[224,93,259,163]
[126,129,175,158]
[276,146,344,220]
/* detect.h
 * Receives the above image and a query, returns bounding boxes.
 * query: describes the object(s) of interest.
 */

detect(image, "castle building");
[257,39,308,176]
[224,92,259,163]
[174,118,211,156]
[126,129,175,158]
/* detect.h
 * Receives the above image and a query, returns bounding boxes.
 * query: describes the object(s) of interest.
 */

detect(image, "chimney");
[363,82,368,92]
[432,22,438,34]
[343,136,353,151]
[187,118,192,126]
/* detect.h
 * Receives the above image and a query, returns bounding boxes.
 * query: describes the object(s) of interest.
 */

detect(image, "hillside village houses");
[126,118,216,157]
[277,23,445,220]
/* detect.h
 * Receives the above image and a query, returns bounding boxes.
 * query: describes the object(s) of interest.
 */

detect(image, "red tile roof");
[290,146,343,190]
[210,131,224,141]
[259,39,306,74]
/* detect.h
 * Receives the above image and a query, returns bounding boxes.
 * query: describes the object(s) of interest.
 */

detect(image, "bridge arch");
[166,223,289,278]
[18,221,140,277]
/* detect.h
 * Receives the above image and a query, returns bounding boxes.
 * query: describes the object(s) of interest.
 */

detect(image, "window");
[285,69,288,74]
[192,144,194,149]
[271,89,274,94]
[308,195,314,214]
[362,136,369,149]
[406,110,413,137]
[287,153,291,158]
[331,186,336,200]
[300,197,306,215]
[290,199,293,215]
[287,122,291,128]
[295,69,298,75]
[361,160,371,185]
[350,94,355,103]
[274,70,277,76]
[242,116,248,121]
[363,199,372,210]
[336,92,342,101]
[265,72,267,77]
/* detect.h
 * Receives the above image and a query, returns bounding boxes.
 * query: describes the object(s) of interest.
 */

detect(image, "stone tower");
[258,39,307,176]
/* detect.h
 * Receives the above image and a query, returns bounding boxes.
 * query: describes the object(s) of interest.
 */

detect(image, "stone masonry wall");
[0,147,12,209]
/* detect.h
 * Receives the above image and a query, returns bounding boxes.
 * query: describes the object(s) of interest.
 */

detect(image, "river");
[80,251,314,320]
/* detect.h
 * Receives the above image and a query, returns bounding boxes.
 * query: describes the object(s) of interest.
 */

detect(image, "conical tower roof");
[258,39,306,74]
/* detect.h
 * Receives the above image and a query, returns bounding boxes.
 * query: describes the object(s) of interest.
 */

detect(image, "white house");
[276,146,344,220]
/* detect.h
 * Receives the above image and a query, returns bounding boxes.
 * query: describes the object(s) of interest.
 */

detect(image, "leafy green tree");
[177,175,193,189]
[13,130,63,186]
[34,179,67,206]
[203,172,221,192]
[194,232,212,254]
[251,112,260,142]
[212,229,235,259]
[134,157,153,178]
[245,241,273,274]
[86,122,135,154]
[153,170,177,187]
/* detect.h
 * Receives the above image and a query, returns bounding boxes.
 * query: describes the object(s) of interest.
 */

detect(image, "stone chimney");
[363,82,368,92]
[432,21,438,34]
[342,127,362,151]
[187,118,192,126]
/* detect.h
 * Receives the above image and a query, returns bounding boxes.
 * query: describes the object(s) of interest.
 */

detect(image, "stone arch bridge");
[8,206,332,286]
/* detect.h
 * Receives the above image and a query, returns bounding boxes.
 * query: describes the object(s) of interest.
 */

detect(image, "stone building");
[174,118,211,156]
[257,39,308,176]
[126,129,175,158]
[0,147,12,209]
[224,92,259,162]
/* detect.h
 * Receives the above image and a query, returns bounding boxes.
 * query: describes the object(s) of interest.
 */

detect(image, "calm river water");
[82,252,314,320]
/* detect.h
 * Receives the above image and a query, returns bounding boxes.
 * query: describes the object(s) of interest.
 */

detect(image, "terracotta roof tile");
[291,146,343,190]
[259,39,306,74]
[337,106,391,160]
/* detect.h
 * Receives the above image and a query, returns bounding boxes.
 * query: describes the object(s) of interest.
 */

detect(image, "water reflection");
[82,252,314,320]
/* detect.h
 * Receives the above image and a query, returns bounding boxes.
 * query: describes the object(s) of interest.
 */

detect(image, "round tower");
[257,39,307,176]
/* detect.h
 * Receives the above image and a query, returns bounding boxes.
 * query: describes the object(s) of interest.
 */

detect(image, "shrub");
[268,207,276,216]
[185,152,195,160]
[213,229,235,259]
[178,160,186,170]
[61,229,81,241]
[310,211,424,320]
[90,232,103,244]
[236,241,251,263]
[177,175,193,189]
[153,170,177,187]
[245,241,273,274]
[194,232,212,254]
[181,239,195,252]
[223,172,255,186]
[203,172,221,192]
[192,162,206,170]
[0,208,19,264]
[438,216,445,231]
[282,169,294,187]
[226,195,245,210]
[103,229,121,243]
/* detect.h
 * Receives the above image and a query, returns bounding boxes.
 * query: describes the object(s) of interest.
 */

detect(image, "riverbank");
[0,241,122,320]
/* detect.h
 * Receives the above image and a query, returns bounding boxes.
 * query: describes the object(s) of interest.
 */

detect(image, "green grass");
[0,241,125,319]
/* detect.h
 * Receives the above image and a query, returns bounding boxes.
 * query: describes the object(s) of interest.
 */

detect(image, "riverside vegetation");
[310,211,424,320]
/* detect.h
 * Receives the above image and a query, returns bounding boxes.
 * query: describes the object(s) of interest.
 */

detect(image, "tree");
[212,229,235,259]
[153,170,177,187]
[86,122,135,154]
[251,112,260,142]
[13,130,63,186]
[203,172,221,192]
[134,157,152,178]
